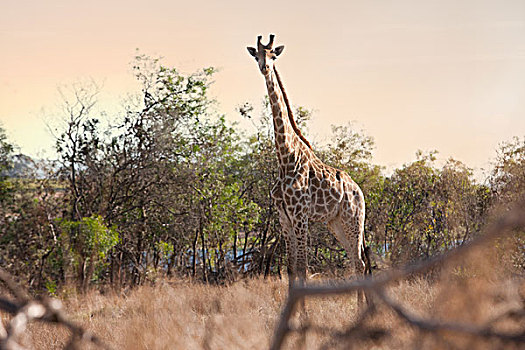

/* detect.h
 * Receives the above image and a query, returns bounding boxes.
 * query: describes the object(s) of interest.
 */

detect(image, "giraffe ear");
[274,45,285,56]
[247,47,257,57]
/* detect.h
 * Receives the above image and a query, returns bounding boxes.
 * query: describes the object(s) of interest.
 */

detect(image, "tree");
[365,151,489,266]
[187,116,260,281]
[0,125,14,201]
[489,136,525,270]
[59,215,118,292]
[490,136,525,205]
[0,125,62,292]
[50,55,261,288]
[237,100,282,276]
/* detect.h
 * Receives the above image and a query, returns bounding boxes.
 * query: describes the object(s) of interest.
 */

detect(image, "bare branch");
[374,289,525,343]
[0,270,112,350]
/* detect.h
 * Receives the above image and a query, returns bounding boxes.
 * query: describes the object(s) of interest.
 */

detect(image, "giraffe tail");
[362,245,373,277]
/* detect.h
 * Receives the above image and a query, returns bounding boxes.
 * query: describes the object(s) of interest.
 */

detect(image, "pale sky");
[1,0,525,177]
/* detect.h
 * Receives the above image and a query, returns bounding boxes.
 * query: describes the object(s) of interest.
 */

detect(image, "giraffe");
[247,35,370,302]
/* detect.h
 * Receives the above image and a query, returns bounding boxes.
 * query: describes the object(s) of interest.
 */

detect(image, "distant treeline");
[1,55,523,293]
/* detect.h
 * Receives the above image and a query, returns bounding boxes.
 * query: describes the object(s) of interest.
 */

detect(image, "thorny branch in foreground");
[0,268,112,350]
[270,200,525,350]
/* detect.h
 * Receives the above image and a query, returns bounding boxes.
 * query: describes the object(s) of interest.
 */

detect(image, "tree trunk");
[200,224,207,282]
[264,237,279,278]
[233,231,237,263]
[192,229,198,278]
[242,231,249,272]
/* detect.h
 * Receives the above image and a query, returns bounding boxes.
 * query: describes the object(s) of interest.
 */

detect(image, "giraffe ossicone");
[247,34,370,302]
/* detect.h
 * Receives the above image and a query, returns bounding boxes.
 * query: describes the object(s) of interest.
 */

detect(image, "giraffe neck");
[273,67,312,150]
[264,68,306,166]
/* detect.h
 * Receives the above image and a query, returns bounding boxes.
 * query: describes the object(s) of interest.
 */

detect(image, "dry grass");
[24,278,286,349]
[20,259,523,349]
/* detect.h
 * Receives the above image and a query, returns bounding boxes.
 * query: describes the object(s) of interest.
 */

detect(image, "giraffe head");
[247,34,284,76]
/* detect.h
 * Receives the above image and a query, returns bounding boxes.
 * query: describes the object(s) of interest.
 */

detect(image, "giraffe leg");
[294,216,309,283]
[271,181,298,289]
[341,214,369,309]
[283,228,298,291]
[292,215,309,348]
[275,204,297,290]
[293,216,309,312]
[328,216,367,308]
